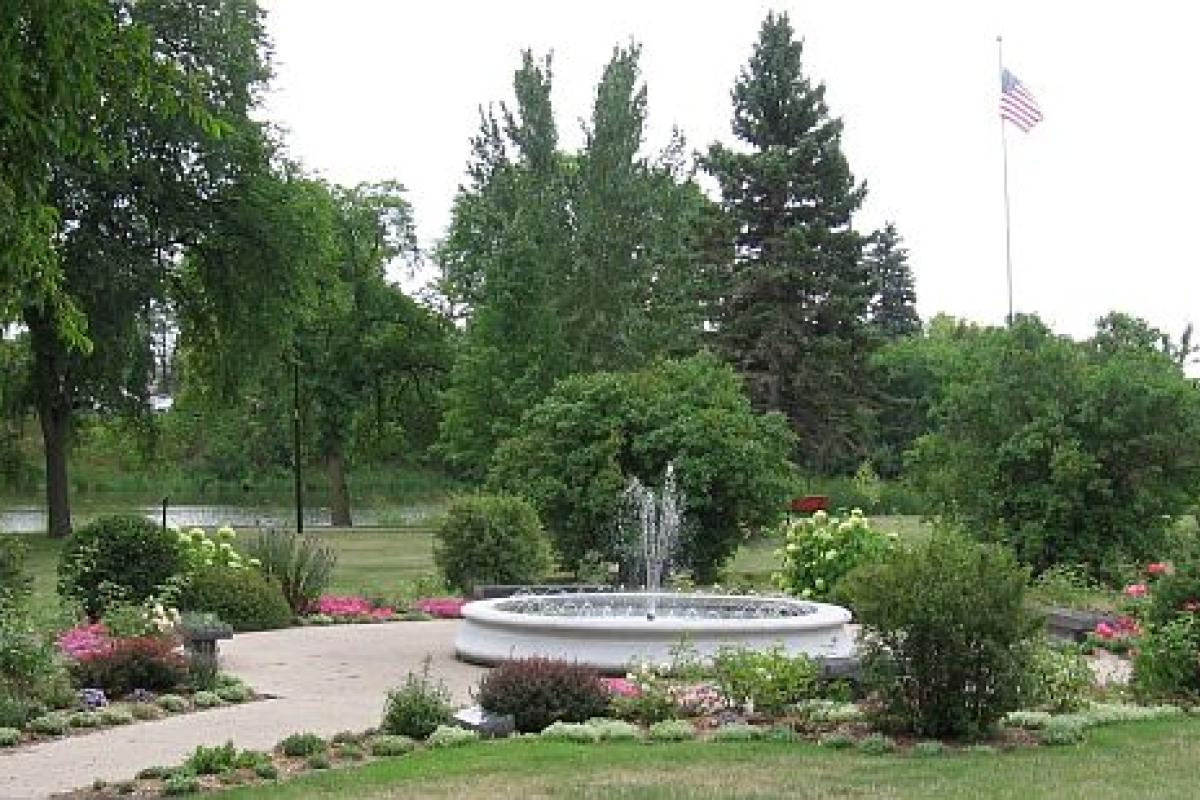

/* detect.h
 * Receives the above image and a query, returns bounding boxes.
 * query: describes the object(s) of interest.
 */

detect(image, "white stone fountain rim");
[461,592,851,634]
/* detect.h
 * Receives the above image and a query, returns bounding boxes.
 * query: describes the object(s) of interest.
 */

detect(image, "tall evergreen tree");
[866,223,920,339]
[703,12,873,472]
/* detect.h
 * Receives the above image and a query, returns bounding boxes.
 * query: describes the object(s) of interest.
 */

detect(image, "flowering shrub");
[1131,558,1200,698]
[309,595,396,622]
[773,509,892,600]
[58,624,110,659]
[412,597,465,619]
[610,662,685,724]
[68,634,187,696]
[178,526,254,574]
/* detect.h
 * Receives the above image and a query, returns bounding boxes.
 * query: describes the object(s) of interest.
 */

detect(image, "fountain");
[455,465,854,673]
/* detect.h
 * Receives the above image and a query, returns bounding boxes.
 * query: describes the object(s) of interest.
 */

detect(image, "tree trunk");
[28,313,73,538]
[327,448,352,527]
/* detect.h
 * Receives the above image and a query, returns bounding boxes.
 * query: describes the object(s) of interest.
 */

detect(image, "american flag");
[1000,68,1042,132]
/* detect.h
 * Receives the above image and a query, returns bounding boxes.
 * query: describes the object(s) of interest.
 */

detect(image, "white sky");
[260,0,1200,340]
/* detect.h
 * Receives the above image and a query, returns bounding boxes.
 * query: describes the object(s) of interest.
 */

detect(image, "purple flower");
[79,687,108,710]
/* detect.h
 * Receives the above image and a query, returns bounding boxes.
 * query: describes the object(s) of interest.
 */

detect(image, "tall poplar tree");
[866,223,920,339]
[703,12,873,472]
[437,44,716,477]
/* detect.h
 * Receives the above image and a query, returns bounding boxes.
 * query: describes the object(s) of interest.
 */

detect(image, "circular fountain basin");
[455,592,854,673]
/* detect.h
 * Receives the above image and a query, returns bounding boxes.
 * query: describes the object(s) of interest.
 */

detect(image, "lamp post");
[293,356,303,534]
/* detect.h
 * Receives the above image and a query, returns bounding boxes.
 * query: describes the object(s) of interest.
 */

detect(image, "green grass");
[19,516,933,615]
[216,716,1200,799]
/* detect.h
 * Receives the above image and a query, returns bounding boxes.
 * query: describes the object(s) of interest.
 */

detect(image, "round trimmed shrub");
[59,515,188,619]
[476,657,610,733]
[178,567,292,632]
[843,532,1040,739]
[434,494,552,594]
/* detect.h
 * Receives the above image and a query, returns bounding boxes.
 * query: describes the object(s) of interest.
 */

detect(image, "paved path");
[0,621,481,800]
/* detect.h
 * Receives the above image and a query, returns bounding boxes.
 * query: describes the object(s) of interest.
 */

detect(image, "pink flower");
[369,607,396,620]
[1124,583,1149,598]
[1183,601,1200,613]
[312,595,375,618]
[1094,621,1116,640]
[1147,562,1173,576]
[57,624,110,659]
[602,677,640,698]
[1114,616,1142,636]
[414,597,466,619]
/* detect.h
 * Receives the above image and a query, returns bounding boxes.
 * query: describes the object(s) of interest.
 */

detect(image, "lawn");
[218,716,1200,799]
[19,515,933,612]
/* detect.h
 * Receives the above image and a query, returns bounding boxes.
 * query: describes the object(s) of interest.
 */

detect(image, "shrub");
[857,733,896,755]
[369,734,416,757]
[69,635,187,696]
[306,752,331,769]
[648,719,695,742]
[192,691,224,709]
[245,529,337,614]
[819,731,855,749]
[58,515,187,619]
[130,702,163,721]
[710,645,820,715]
[162,775,200,796]
[909,315,1200,579]
[427,724,478,748]
[216,682,253,703]
[99,707,132,725]
[336,742,365,761]
[913,740,945,757]
[254,763,279,780]
[0,617,72,716]
[487,354,796,583]
[178,566,292,632]
[0,727,20,747]
[157,694,188,713]
[477,658,610,733]
[843,532,1040,739]
[381,659,452,739]
[186,741,238,775]
[1021,640,1093,713]
[27,712,69,736]
[0,535,31,611]
[279,732,326,757]
[586,718,641,741]
[712,723,765,742]
[68,710,103,728]
[541,721,602,743]
[1134,614,1200,699]
[1142,559,1200,628]
[1038,717,1086,746]
[773,509,891,600]
[187,651,219,692]
[434,494,552,594]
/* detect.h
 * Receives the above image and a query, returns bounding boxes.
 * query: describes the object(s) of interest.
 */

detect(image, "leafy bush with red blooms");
[69,635,187,695]
[476,658,610,733]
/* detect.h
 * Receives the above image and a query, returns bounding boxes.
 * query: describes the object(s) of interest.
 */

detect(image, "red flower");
[1124,583,1149,598]
[1147,562,1173,576]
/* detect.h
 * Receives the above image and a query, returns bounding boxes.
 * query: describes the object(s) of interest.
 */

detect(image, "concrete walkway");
[0,621,481,800]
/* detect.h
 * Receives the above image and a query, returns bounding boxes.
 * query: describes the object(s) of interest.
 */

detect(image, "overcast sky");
[260,0,1200,340]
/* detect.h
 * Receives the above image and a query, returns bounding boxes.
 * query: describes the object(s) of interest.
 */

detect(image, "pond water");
[0,503,441,533]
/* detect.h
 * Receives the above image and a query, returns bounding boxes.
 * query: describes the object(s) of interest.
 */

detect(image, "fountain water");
[622,464,681,618]
[454,463,855,672]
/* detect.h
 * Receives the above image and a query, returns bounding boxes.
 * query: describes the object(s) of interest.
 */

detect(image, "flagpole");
[997,35,1014,324]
